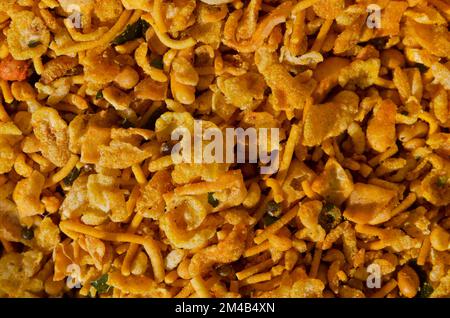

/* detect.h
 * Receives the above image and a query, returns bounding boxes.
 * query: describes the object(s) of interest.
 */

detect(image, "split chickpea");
[430,226,450,251]
[397,265,419,298]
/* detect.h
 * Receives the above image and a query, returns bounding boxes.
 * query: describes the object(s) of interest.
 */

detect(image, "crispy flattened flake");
[303,91,359,146]
[102,86,131,111]
[80,125,112,165]
[165,0,196,33]
[405,19,450,58]
[427,133,450,157]
[12,170,45,219]
[216,72,266,110]
[6,11,50,60]
[171,162,229,184]
[343,183,398,225]
[160,210,222,249]
[108,271,170,297]
[0,122,23,136]
[187,21,223,49]
[78,235,105,270]
[255,48,314,116]
[431,274,450,298]
[94,0,123,22]
[291,278,325,298]
[404,5,446,25]
[431,62,450,90]
[173,170,247,212]
[87,174,128,222]
[376,1,408,37]
[134,77,168,101]
[0,199,22,242]
[297,201,326,242]
[83,48,121,85]
[52,243,72,282]
[311,157,354,206]
[155,112,195,142]
[367,99,397,153]
[313,57,350,102]
[376,228,421,252]
[98,140,152,169]
[333,6,366,54]
[338,58,380,89]
[0,252,44,297]
[136,170,174,220]
[236,0,261,40]
[0,139,16,174]
[172,57,199,86]
[111,128,153,144]
[60,175,89,220]
[121,0,151,11]
[31,107,70,167]
[35,218,60,252]
[189,223,248,276]
[68,115,89,154]
[416,171,450,207]
[41,56,79,85]
[313,0,345,20]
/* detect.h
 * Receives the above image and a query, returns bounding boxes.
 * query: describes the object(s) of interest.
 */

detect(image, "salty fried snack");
[0,0,449,299]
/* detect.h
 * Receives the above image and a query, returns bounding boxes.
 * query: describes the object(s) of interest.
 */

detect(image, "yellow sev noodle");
[44,154,79,188]
[153,0,168,33]
[309,243,322,278]
[126,186,141,220]
[244,240,270,257]
[115,243,129,255]
[417,236,431,266]
[390,192,416,218]
[164,270,179,284]
[121,243,140,276]
[128,9,144,25]
[121,190,144,276]
[59,220,165,283]
[251,194,274,225]
[371,279,398,298]
[242,272,272,285]
[141,14,196,50]
[191,275,212,298]
[292,0,320,12]
[0,79,13,104]
[64,20,108,42]
[121,193,145,276]
[418,112,439,135]
[311,19,333,52]
[134,42,168,82]
[52,10,133,55]
[236,259,273,280]
[32,56,44,75]
[175,283,194,298]
[223,1,292,53]
[131,163,147,185]
[265,178,284,203]
[254,206,298,244]
[0,102,11,122]
[276,124,301,184]
[0,238,14,253]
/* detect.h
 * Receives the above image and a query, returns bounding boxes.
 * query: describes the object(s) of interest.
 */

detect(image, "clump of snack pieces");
[0,0,449,298]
